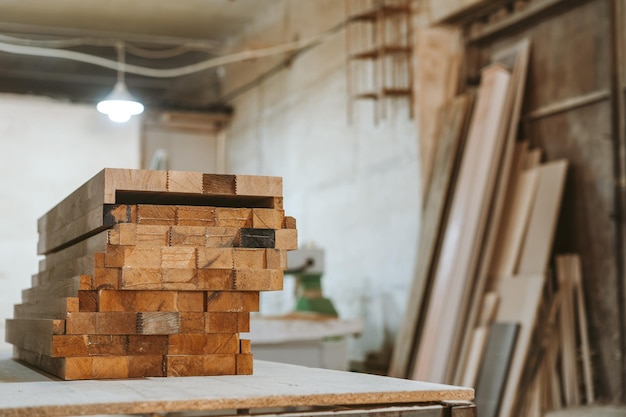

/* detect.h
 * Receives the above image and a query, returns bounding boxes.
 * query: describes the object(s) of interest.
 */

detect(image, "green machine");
[286,248,338,317]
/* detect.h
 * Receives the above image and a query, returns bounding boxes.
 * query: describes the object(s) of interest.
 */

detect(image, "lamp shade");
[97,81,144,123]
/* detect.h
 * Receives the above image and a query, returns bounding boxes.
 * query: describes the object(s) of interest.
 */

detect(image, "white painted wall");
[224,1,422,363]
[0,94,140,352]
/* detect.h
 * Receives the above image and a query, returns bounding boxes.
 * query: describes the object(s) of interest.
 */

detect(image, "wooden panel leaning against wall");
[463,0,621,404]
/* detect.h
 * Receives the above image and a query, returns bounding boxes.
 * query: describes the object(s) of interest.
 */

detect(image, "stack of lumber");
[390,37,595,417]
[5,169,297,380]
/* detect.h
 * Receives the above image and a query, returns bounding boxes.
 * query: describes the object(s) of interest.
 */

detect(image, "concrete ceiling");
[0,0,278,111]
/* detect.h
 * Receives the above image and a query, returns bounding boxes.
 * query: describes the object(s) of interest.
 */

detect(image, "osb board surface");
[0,354,473,417]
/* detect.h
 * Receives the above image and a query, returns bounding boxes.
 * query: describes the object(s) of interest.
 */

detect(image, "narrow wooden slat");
[570,255,594,403]
[556,255,580,406]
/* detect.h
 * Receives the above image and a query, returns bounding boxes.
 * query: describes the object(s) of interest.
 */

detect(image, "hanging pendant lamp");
[97,42,144,123]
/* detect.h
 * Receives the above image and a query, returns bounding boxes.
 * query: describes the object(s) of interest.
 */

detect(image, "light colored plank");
[488,168,540,280]
[496,275,546,417]
[389,94,473,378]
[0,353,473,415]
[414,26,463,191]
[167,170,202,194]
[459,326,488,388]
[515,160,568,274]
[235,175,282,197]
[411,64,512,383]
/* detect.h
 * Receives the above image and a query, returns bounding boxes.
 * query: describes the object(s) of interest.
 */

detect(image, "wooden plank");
[167,170,202,194]
[235,175,282,197]
[205,291,260,312]
[137,205,177,226]
[235,228,276,249]
[0,354,474,414]
[488,168,540,280]
[13,297,78,320]
[215,208,252,228]
[98,290,196,312]
[137,312,180,335]
[474,322,520,417]
[233,269,283,291]
[515,160,568,274]
[128,355,165,378]
[274,229,298,250]
[251,208,284,229]
[169,225,208,246]
[411,65,512,383]
[389,94,473,378]
[205,312,249,333]
[202,174,236,195]
[570,254,594,403]
[22,275,89,303]
[556,255,580,406]
[458,292,499,387]
[496,275,546,417]
[232,249,266,269]
[176,206,216,226]
[37,170,284,255]
[414,26,463,194]
[5,319,65,356]
[167,333,239,355]
[236,354,254,375]
[165,354,237,376]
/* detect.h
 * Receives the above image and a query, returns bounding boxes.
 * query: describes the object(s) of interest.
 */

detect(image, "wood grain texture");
[414,26,463,192]
[0,354,474,415]
[37,169,284,255]
[412,65,511,383]
[389,94,473,379]
[515,160,568,275]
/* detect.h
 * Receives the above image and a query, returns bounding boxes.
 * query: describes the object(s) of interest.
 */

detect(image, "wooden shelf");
[350,46,411,60]
[0,354,474,416]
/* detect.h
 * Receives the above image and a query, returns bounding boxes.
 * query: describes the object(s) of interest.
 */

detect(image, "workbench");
[0,353,475,416]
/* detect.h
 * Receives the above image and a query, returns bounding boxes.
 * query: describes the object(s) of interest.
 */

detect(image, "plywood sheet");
[0,355,473,417]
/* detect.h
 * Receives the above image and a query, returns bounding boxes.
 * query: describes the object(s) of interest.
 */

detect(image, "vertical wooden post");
[608,0,626,402]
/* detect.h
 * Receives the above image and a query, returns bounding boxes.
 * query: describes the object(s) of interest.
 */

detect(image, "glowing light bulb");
[97,81,144,123]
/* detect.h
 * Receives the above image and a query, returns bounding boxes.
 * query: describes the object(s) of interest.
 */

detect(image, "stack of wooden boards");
[390,38,594,417]
[6,169,298,380]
